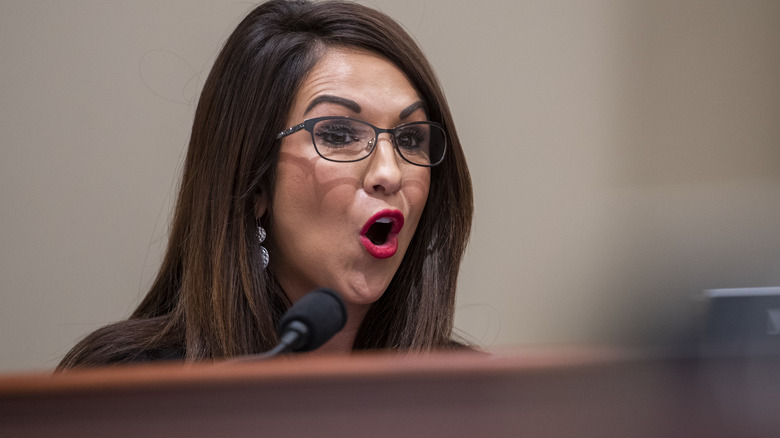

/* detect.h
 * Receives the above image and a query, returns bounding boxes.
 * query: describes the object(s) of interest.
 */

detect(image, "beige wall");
[1,0,779,372]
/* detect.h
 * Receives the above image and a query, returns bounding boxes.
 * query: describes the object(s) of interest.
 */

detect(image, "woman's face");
[263,48,431,313]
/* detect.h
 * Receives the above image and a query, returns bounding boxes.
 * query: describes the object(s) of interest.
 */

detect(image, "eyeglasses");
[276,116,447,167]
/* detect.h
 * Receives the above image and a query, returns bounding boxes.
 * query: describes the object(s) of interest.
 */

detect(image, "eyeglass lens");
[311,118,445,166]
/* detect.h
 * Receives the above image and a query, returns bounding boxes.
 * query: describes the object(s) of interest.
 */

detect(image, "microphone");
[232,288,347,362]
[276,287,347,353]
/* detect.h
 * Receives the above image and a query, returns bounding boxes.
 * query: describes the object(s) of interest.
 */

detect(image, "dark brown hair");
[58,0,473,369]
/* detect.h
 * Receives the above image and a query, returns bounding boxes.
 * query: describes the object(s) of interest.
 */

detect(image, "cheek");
[402,168,431,228]
[273,159,314,219]
[271,151,321,240]
[272,151,360,228]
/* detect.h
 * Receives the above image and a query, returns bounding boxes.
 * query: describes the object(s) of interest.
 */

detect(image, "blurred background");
[1,0,779,372]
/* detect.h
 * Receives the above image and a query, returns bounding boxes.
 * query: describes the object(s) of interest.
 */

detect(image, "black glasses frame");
[276,116,447,167]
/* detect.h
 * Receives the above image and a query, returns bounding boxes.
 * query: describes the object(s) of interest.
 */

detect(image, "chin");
[339,277,393,306]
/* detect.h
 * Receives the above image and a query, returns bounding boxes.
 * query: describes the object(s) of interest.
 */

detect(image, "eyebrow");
[304,94,428,120]
[399,101,427,120]
[304,95,361,115]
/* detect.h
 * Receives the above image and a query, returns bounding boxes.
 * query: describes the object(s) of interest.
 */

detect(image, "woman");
[58,0,473,369]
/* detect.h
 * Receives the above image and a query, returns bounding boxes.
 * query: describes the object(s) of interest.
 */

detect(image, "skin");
[256,47,431,353]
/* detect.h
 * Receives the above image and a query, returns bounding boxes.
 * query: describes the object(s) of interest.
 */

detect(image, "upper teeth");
[376,218,392,224]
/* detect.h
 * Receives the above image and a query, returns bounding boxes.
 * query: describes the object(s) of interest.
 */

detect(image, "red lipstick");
[359,209,405,259]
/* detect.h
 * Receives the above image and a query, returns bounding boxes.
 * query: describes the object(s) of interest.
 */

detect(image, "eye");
[314,121,365,148]
[394,125,430,152]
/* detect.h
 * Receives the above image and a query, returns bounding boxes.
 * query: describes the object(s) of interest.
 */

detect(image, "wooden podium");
[2,348,780,437]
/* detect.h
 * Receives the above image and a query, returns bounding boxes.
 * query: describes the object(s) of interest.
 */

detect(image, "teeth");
[375,217,393,224]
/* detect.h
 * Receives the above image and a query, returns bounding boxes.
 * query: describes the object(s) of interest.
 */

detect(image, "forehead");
[288,47,422,120]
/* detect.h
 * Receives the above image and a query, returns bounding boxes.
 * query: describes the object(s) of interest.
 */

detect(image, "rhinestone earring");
[257,222,269,269]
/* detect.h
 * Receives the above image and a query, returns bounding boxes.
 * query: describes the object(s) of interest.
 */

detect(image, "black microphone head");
[278,288,347,352]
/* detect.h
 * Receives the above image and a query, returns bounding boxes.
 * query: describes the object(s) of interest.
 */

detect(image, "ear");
[254,192,268,220]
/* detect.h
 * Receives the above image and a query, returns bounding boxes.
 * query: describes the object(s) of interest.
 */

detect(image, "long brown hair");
[58,0,473,369]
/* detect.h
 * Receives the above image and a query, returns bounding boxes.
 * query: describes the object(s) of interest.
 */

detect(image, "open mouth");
[360,210,405,259]
[365,218,393,245]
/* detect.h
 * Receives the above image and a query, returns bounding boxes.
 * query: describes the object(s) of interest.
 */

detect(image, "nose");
[363,134,402,195]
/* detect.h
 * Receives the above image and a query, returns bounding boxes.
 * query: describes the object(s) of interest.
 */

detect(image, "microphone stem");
[227,330,300,363]
[254,342,289,359]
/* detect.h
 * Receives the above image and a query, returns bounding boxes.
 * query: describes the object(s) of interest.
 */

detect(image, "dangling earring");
[257,221,269,269]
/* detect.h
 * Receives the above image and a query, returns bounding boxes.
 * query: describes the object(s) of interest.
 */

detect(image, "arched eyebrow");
[304,94,427,120]
[305,95,361,115]
[399,101,427,120]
